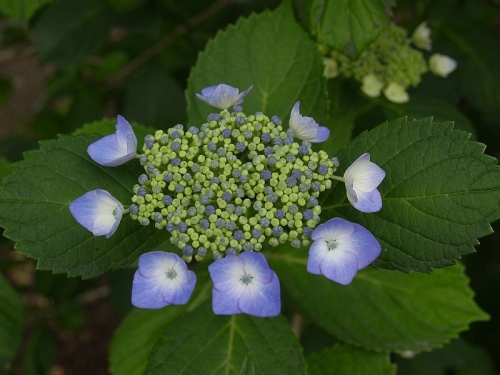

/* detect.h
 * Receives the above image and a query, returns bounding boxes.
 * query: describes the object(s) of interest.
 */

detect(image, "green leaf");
[34,0,111,66]
[0,133,168,278]
[307,344,396,375]
[268,251,488,352]
[109,269,211,375]
[0,0,50,22]
[239,353,256,375]
[186,2,328,128]
[394,338,496,375]
[309,0,391,59]
[0,157,11,181]
[0,273,24,370]
[321,118,500,273]
[146,301,307,375]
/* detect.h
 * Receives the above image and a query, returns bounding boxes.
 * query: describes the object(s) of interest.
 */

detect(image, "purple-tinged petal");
[131,271,169,308]
[196,84,253,110]
[311,218,355,242]
[340,223,382,269]
[307,240,329,274]
[69,189,123,238]
[209,255,245,292]
[162,270,196,305]
[239,251,273,284]
[288,101,329,143]
[350,188,382,213]
[212,286,243,315]
[87,115,137,166]
[239,272,281,317]
[131,251,196,309]
[319,249,359,285]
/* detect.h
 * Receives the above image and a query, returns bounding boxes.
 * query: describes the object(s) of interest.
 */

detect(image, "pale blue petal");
[307,240,329,274]
[212,284,244,315]
[209,255,245,292]
[131,270,169,308]
[201,86,217,96]
[311,126,330,142]
[69,189,123,237]
[232,85,253,105]
[319,248,359,285]
[138,251,186,282]
[239,272,281,317]
[311,218,355,241]
[87,115,137,166]
[162,270,196,305]
[239,251,273,284]
[196,84,253,110]
[340,223,381,269]
[351,189,382,213]
[346,153,385,193]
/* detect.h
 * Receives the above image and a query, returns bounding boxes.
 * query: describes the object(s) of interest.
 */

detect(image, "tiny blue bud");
[197,247,207,257]
[174,124,184,130]
[200,219,210,229]
[275,209,285,219]
[232,169,241,178]
[205,205,216,215]
[183,245,194,256]
[138,174,148,184]
[171,142,181,151]
[210,176,220,185]
[299,182,309,192]
[286,129,295,137]
[311,181,321,192]
[226,247,237,255]
[183,173,192,181]
[236,188,245,198]
[233,105,243,112]
[187,207,197,216]
[129,204,139,214]
[261,170,272,181]
[171,131,181,139]
[177,222,187,232]
[243,130,253,139]
[207,113,220,122]
[291,239,301,248]
[284,137,294,145]
[222,128,232,138]
[291,169,302,180]
[147,164,156,174]
[145,140,154,149]
[137,188,147,196]
[235,206,244,216]
[164,172,173,182]
[200,195,209,204]
[189,126,199,134]
[216,218,226,228]
[243,242,254,251]
[193,183,202,192]
[289,204,299,214]
[162,195,173,205]
[309,196,318,206]
[271,115,282,125]
[260,218,270,228]
[234,230,244,241]
[235,142,246,152]
[211,160,219,169]
[171,158,181,167]
[286,154,296,163]
[191,163,200,173]
[303,227,313,237]
[252,229,262,239]
[273,136,283,146]
[267,156,277,167]
[207,142,217,152]
[318,165,328,175]
[153,212,163,222]
[175,184,185,193]
[261,133,271,143]
[205,189,215,199]
[166,223,175,232]
[272,226,284,236]
[298,146,309,155]
[239,175,248,183]
[331,157,339,167]
[235,116,245,125]
[286,177,297,187]
[226,221,237,230]
[222,191,232,202]
[217,147,227,156]
[304,169,313,179]
[139,154,148,165]
[303,209,313,220]
[266,192,278,203]
[264,186,274,195]
[264,147,274,156]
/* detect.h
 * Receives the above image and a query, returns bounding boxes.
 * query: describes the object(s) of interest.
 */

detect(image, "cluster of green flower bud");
[323,24,428,90]
[129,107,337,262]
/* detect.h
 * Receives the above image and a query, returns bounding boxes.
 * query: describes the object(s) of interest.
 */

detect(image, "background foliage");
[0,0,499,374]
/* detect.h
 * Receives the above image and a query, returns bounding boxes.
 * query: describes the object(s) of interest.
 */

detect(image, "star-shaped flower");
[208,251,280,317]
[288,101,330,143]
[69,189,124,238]
[344,153,385,213]
[196,84,253,110]
[132,251,196,308]
[307,217,381,285]
[87,115,137,167]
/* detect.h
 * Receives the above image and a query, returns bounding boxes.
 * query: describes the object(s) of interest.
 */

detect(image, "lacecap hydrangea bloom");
[69,84,386,317]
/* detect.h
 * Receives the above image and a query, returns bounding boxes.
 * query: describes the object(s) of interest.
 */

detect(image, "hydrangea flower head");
[132,251,196,308]
[344,153,385,213]
[69,189,124,238]
[307,217,381,284]
[87,115,137,166]
[289,101,330,143]
[411,21,432,51]
[208,251,280,317]
[196,84,253,110]
[429,54,457,78]
[383,82,409,103]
